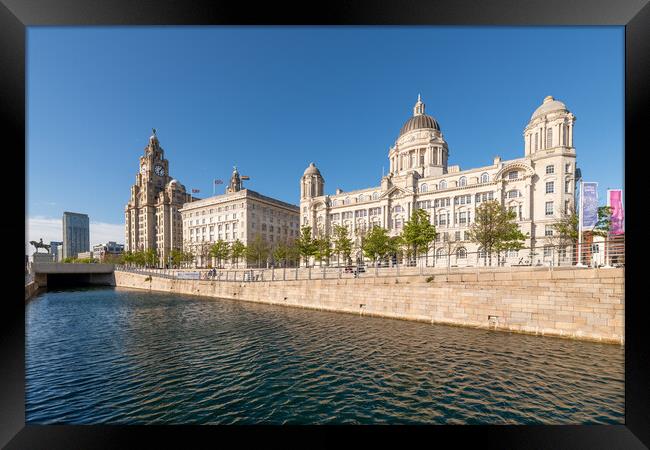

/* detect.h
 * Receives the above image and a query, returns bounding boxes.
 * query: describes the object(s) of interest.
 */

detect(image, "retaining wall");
[25,281,39,301]
[114,268,624,344]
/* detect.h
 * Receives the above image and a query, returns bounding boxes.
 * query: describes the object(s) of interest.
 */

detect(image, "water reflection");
[26,287,624,424]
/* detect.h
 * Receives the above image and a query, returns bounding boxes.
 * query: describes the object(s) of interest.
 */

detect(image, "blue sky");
[26,26,624,250]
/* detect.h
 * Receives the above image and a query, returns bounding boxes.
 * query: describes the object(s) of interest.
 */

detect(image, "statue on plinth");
[29,238,51,254]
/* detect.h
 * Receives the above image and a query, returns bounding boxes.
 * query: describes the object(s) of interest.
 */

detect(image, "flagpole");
[576,180,585,267]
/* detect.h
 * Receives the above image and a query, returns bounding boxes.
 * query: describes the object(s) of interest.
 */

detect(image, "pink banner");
[608,190,624,235]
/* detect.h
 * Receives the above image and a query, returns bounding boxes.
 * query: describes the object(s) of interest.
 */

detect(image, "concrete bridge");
[30,263,115,288]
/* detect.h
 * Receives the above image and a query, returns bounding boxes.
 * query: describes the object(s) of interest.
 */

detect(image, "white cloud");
[26,216,124,256]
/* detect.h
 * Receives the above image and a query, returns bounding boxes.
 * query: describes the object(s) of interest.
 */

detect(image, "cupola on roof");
[530,95,568,120]
[399,95,441,137]
[303,162,322,176]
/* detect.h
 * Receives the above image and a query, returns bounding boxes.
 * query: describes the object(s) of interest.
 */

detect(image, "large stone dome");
[399,114,440,136]
[531,95,567,120]
[399,95,440,137]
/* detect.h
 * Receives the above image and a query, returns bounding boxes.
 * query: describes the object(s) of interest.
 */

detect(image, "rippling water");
[26,287,624,424]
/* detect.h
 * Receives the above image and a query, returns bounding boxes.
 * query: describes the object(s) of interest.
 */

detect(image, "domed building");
[124,129,198,267]
[300,95,577,265]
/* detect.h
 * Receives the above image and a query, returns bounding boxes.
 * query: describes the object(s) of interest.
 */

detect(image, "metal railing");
[115,237,624,283]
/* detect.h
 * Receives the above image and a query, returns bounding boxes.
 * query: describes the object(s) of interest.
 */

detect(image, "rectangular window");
[565,179,571,193]
[544,246,553,257]
[545,225,554,236]
[545,202,554,216]
[546,165,554,174]
[455,231,461,241]
[565,163,571,173]
[459,212,467,224]
[508,171,518,180]
[565,200,570,214]
[546,181,554,194]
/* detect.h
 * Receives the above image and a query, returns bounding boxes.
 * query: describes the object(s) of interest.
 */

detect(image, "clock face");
[154,164,164,176]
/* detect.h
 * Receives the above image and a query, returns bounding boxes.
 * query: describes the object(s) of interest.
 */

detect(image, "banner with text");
[581,182,599,229]
[608,189,624,235]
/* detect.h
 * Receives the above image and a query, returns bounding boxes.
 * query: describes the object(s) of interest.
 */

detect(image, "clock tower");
[125,129,194,267]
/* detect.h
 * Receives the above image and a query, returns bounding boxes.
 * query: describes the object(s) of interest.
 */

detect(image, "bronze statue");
[30,238,51,254]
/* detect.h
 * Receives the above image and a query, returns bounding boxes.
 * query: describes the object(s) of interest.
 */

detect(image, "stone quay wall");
[114,268,624,344]
[25,281,39,301]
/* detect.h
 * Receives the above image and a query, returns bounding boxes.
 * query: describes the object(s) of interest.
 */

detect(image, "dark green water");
[26,287,624,424]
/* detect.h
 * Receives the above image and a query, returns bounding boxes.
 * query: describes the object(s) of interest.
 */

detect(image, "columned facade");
[299,95,578,265]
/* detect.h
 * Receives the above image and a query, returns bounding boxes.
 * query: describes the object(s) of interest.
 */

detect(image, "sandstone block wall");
[114,268,624,344]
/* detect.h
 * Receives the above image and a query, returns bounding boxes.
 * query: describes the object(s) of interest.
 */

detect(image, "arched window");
[358,194,364,203]
[331,200,337,206]
[477,247,486,259]
[344,197,350,205]
[459,177,467,187]
[420,184,428,193]
[372,192,379,200]
[436,248,446,260]
[456,247,467,259]
[439,180,447,189]
[480,173,489,183]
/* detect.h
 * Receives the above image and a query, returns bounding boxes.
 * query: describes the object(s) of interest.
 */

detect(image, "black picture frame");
[2,1,648,448]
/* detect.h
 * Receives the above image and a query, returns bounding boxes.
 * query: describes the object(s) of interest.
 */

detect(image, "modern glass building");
[62,212,90,259]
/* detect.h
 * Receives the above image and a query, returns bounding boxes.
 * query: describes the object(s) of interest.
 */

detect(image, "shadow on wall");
[44,273,116,289]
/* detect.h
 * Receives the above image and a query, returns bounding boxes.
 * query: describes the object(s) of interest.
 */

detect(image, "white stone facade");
[180,171,300,267]
[300,95,577,262]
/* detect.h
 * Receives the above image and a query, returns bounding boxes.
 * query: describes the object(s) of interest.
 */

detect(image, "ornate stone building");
[180,167,300,268]
[300,95,577,264]
[124,130,196,266]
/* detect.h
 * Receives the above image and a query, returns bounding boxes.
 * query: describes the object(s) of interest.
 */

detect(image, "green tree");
[182,249,195,267]
[468,200,527,266]
[592,206,614,237]
[230,239,247,268]
[170,249,184,268]
[332,224,353,266]
[246,234,270,268]
[550,206,579,245]
[286,239,301,267]
[132,250,146,267]
[549,206,579,264]
[400,208,437,264]
[361,226,394,264]
[295,225,317,267]
[313,235,333,266]
[272,240,292,267]
[144,248,158,268]
[210,240,230,268]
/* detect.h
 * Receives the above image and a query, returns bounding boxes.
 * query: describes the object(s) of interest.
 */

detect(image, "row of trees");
[117,202,614,269]
[292,201,529,267]
[182,236,303,269]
